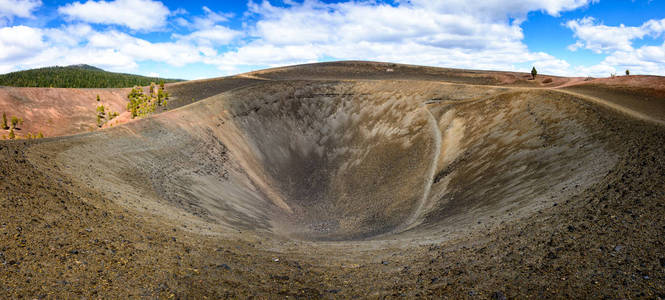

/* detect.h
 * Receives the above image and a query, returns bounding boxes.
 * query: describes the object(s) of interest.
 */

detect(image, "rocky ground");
[1,62,665,298]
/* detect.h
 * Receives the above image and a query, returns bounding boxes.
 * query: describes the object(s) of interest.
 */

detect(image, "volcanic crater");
[3,61,665,298]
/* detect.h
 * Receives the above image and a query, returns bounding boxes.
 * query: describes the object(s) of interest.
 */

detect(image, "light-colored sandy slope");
[558,76,665,124]
[245,60,573,87]
[5,63,665,297]
[3,61,664,139]
[555,88,665,126]
[24,80,618,243]
[0,87,129,137]
[1,62,662,241]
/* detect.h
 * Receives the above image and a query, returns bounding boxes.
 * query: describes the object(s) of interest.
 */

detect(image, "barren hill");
[1,61,665,298]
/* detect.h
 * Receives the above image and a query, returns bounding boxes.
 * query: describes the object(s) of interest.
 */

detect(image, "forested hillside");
[0,65,182,88]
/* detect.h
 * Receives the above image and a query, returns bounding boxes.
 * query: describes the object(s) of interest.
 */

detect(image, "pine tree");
[8,128,15,139]
[97,104,106,117]
[10,116,18,129]
[531,67,537,80]
[2,112,7,130]
[625,70,630,76]
[97,94,100,102]
[0,66,181,88]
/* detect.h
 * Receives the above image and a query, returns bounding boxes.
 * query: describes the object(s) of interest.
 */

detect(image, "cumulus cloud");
[565,17,665,76]
[58,0,170,31]
[176,26,241,47]
[0,3,244,74]
[7,0,665,78]
[0,25,44,62]
[0,0,597,77]
[210,0,591,74]
[566,17,662,53]
[172,7,241,47]
[0,24,220,73]
[0,0,41,24]
[586,44,665,76]
[405,0,597,21]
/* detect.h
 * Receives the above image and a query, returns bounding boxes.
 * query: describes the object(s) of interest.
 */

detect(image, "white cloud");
[17,0,665,79]
[566,17,660,53]
[405,0,597,21]
[0,3,244,75]
[566,17,665,76]
[0,24,219,73]
[43,23,94,46]
[82,30,208,67]
[176,25,240,46]
[171,6,240,48]
[0,25,44,61]
[191,6,232,29]
[592,44,665,76]
[210,0,593,74]
[58,0,170,31]
[0,0,41,25]
[2,0,597,77]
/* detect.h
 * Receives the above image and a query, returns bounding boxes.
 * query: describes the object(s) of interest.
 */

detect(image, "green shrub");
[96,104,106,116]
[126,86,161,118]
[2,112,7,130]
[8,129,15,139]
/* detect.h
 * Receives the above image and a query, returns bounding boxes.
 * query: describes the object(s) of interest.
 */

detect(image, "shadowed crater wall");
[33,80,617,241]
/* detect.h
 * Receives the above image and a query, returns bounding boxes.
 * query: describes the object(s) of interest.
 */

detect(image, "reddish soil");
[0,87,129,138]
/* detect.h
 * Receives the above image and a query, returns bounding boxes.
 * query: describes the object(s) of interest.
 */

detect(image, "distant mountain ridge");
[0,65,183,88]
[68,64,105,72]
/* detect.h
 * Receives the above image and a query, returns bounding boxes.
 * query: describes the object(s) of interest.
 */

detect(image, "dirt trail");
[428,78,665,125]
[398,105,443,233]
[552,88,665,126]
[2,61,665,298]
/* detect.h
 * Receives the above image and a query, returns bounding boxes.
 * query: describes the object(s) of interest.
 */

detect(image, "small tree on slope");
[531,67,538,80]
[2,113,7,130]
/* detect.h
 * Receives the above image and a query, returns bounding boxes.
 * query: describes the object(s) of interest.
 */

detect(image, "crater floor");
[2,62,665,298]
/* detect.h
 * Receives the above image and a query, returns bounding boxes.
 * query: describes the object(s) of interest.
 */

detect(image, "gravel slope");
[1,62,665,298]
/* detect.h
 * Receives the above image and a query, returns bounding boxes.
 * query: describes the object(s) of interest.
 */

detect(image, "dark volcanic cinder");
[2,61,665,298]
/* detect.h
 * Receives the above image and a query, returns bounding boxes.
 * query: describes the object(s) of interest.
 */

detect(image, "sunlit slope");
[29,80,618,242]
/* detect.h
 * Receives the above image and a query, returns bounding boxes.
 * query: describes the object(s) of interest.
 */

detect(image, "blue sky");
[1,0,664,79]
